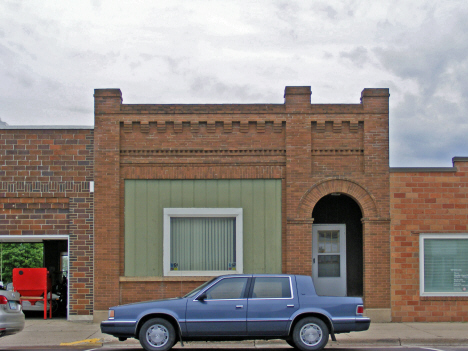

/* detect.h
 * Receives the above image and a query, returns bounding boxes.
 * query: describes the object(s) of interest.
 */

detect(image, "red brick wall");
[286,88,391,310]
[390,158,468,322]
[94,90,288,310]
[94,87,391,315]
[0,128,94,317]
[120,279,210,304]
[0,198,69,235]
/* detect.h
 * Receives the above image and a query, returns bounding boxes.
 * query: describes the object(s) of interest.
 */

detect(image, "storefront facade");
[93,86,391,322]
[1,86,466,322]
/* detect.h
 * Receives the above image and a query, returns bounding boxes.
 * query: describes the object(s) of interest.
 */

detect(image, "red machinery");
[13,268,52,319]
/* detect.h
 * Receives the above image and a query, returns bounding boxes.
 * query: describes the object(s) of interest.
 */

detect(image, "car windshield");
[183,278,217,298]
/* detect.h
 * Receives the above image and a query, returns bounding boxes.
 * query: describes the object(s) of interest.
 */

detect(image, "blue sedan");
[101,274,370,351]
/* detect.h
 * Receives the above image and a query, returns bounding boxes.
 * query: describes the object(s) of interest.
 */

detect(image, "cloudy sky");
[1,1,467,167]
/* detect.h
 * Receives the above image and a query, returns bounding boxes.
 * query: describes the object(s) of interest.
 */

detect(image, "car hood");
[112,296,187,321]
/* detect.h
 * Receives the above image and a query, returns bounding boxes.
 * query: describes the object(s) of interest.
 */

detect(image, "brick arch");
[298,178,379,219]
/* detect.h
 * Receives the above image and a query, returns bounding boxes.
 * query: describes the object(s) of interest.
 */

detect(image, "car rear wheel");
[139,318,176,351]
[292,317,329,351]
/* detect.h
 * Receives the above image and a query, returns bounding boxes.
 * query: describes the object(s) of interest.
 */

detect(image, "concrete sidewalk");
[0,319,467,348]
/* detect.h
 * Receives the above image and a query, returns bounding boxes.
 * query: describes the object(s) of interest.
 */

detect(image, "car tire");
[292,317,329,351]
[139,318,176,351]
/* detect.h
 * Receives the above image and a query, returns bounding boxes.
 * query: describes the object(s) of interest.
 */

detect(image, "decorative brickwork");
[297,179,379,219]
[390,158,468,322]
[311,121,365,174]
[0,128,94,318]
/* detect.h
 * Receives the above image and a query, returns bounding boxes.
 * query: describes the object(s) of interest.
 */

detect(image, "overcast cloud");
[0,0,467,166]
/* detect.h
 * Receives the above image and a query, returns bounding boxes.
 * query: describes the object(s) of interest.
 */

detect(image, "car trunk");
[1,290,23,314]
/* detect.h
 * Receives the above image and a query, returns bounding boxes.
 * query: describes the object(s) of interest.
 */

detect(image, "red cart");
[13,268,52,319]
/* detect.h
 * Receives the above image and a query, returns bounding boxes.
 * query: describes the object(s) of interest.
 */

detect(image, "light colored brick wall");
[390,159,468,322]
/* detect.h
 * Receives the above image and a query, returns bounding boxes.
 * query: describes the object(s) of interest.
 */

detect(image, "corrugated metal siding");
[124,179,282,276]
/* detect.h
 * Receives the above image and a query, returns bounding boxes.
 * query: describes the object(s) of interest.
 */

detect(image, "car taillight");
[356,305,364,315]
[0,296,8,305]
[109,309,115,319]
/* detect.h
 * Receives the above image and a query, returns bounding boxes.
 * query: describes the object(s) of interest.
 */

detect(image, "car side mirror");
[198,293,207,301]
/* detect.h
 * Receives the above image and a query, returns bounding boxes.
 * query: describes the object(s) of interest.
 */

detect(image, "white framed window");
[163,208,243,276]
[420,233,468,296]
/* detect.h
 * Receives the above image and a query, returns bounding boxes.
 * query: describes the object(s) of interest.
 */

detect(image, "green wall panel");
[124,179,282,276]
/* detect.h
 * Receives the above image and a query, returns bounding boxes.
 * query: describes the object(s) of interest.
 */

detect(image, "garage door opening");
[0,235,68,319]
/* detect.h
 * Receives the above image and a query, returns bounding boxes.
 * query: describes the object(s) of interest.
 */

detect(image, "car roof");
[217,274,296,278]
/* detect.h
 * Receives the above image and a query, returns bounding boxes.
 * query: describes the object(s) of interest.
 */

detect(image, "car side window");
[204,277,248,300]
[251,277,292,298]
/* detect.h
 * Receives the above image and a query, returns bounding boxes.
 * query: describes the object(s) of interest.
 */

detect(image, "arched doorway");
[312,194,363,297]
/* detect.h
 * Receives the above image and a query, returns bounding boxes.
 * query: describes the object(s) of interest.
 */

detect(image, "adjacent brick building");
[390,159,468,322]
[0,127,94,320]
[1,86,466,323]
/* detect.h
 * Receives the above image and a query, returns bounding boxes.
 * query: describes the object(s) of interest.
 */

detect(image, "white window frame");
[420,233,468,296]
[163,208,243,277]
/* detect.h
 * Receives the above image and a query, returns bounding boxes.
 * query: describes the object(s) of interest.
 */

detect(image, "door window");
[251,277,292,299]
[318,230,341,277]
[204,277,248,300]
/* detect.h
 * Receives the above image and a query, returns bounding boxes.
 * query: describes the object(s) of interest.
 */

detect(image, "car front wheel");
[139,318,176,351]
[292,317,329,351]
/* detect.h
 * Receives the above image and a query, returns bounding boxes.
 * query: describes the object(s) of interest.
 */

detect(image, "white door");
[312,224,347,296]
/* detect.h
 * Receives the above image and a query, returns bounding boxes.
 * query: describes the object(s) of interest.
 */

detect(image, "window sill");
[120,276,215,282]
[164,270,241,277]
[420,296,468,301]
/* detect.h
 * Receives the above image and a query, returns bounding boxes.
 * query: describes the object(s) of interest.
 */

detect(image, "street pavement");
[0,317,467,349]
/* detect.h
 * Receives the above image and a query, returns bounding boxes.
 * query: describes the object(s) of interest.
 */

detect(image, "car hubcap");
[146,324,169,347]
[300,323,322,346]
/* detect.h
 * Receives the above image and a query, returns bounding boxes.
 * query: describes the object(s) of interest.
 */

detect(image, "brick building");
[1,86,466,323]
[390,160,468,322]
[92,87,391,322]
[0,127,94,320]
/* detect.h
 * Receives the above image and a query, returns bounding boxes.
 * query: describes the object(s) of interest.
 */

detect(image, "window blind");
[170,217,236,271]
[424,239,468,293]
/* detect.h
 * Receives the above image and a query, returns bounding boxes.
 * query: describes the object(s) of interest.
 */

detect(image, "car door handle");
[287,304,295,308]
[236,305,244,309]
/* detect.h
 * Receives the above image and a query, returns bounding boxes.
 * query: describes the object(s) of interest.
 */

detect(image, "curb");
[333,339,401,346]
[102,338,468,348]
[332,338,468,346]
[60,338,104,347]
[401,339,468,346]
